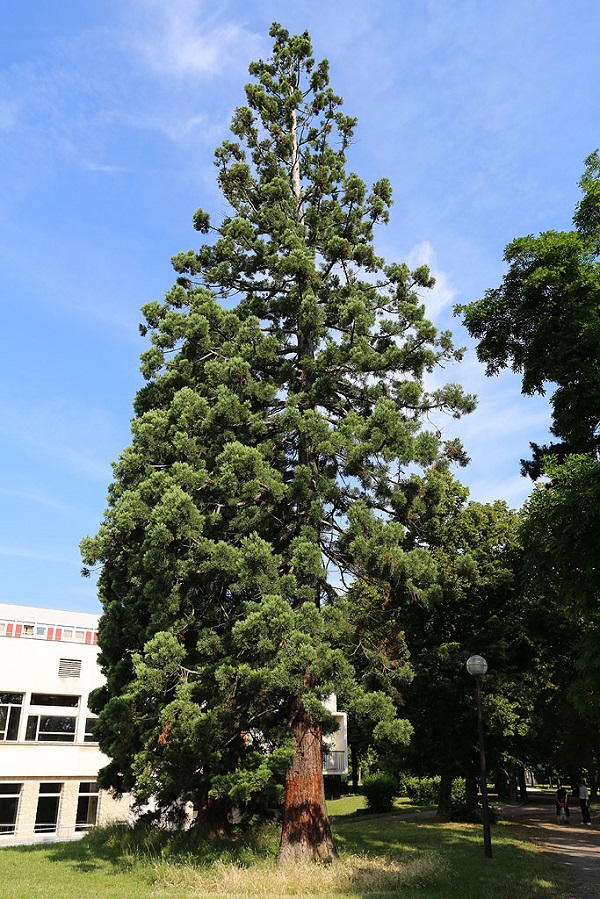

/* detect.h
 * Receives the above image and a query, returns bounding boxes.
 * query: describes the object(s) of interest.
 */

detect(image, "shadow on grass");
[2,818,568,898]
[31,822,281,873]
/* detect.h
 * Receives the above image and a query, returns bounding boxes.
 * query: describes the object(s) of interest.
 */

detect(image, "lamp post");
[466,654,492,859]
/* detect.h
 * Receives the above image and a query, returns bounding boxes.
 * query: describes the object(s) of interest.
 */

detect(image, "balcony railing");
[322,749,347,774]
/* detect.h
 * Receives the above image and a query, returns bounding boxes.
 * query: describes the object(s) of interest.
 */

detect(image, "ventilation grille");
[58,658,82,678]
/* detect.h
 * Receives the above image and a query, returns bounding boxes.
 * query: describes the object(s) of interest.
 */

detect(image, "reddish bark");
[194,794,230,838]
[278,698,337,863]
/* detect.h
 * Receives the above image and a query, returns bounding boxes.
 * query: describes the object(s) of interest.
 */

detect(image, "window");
[26,695,79,742]
[26,715,77,742]
[84,717,98,743]
[0,693,23,741]
[30,694,79,707]
[76,782,99,830]
[34,784,62,834]
[0,784,21,835]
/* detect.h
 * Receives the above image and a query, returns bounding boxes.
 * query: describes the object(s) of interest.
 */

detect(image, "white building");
[0,601,348,843]
[0,603,129,844]
[322,694,348,776]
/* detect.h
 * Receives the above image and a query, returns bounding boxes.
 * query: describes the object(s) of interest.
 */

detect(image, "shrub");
[451,778,466,806]
[361,772,397,813]
[399,775,440,805]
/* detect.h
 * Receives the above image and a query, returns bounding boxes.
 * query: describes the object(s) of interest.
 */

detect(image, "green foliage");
[381,467,555,786]
[82,23,474,846]
[521,454,600,766]
[399,775,440,805]
[361,772,398,813]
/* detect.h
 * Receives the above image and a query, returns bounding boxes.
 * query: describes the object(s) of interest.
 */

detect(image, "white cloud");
[0,545,79,566]
[128,0,262,78]
[464,472,532,510]
[0,395,119,483]
[406,240,457,321]
[0,96,19,131]
[0,485,79,514]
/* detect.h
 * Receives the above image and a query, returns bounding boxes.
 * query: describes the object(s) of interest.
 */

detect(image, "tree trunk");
[465,773,478,811]
[517,765,528,800]
[437,772,453,817]
[194,794,230,838]
[278,697,337,863]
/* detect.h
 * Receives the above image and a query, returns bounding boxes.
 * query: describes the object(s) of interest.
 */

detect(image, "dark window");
[0,784,21,835]
[0,694,23,741]
[76,782,99,830]
[84,717,98,743]
[34,784,62,834]
[26,715,76,742]
[30,694,79,708]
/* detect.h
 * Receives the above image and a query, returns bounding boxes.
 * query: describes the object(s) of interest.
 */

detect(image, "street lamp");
[466,654,492,859]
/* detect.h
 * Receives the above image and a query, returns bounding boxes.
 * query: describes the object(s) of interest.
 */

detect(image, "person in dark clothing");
[555,785,570,824]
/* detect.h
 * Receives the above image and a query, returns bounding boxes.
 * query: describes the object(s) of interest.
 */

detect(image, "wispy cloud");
[0,485,80,514]
[0,545,79,566]
[0,394,120,483]
[406,241,457,321]
[127,0,262,79]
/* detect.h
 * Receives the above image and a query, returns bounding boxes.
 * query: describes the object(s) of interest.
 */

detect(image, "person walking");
[578,780,591,826]
[555,785,570,824]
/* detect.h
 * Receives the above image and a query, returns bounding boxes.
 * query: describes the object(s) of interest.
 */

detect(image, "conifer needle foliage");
[81,23,474,862]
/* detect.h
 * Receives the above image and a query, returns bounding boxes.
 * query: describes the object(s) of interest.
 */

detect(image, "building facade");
[322,694,348,776]
[0,602,348,843]
[0,603,129,844]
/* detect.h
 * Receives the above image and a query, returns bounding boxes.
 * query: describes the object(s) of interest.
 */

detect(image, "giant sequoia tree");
[81,25,474,862]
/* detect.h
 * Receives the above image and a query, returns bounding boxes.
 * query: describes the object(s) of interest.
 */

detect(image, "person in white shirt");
[578,781,591,825]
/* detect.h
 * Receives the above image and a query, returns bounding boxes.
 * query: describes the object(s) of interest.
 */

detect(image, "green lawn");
[327,793,433,817]
[0,815,570,898]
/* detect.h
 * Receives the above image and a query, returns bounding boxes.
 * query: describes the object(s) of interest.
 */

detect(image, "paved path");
[498,792,600,897]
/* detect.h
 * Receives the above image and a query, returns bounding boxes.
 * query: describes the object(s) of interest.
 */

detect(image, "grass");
[0,814,572,898]
[326,793,432,817]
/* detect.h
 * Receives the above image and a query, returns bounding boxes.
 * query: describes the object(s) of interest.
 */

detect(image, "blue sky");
[1,0,598,614]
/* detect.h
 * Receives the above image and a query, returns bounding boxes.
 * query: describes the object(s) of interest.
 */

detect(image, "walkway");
[498,791,600,897]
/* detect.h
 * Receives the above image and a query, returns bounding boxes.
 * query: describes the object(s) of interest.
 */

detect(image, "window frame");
[0,693,24,741]
[34,783,62,834]
[0,784,21,835]
[25,714,77,743]
[75,781,99,831]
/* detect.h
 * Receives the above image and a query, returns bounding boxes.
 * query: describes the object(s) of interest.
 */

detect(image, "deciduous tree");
[456,151,600,478]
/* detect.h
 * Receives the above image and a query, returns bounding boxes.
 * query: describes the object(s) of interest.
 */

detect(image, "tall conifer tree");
[82,24,474,861]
